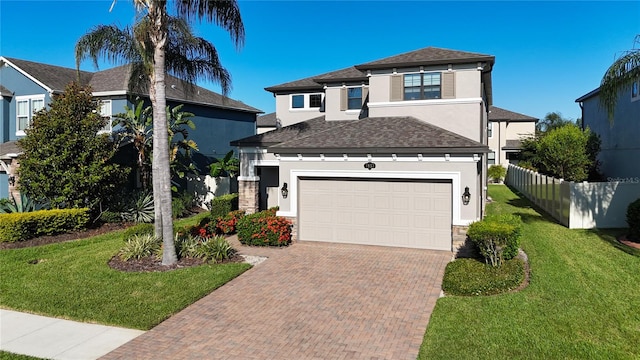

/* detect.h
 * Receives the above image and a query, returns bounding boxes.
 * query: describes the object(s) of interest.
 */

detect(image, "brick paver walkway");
[103,239,451,360]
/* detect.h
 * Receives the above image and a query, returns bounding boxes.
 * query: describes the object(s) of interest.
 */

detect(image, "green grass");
[0,214,249,330]
[419,185,640,359]
[0,351,44,360]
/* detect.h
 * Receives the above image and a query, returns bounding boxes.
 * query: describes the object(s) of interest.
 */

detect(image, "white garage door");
[298,178,452,250]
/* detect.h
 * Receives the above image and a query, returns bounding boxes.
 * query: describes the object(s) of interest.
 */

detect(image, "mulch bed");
[618,234,640,249]
[0,222,130,250]
[108,254,245,272]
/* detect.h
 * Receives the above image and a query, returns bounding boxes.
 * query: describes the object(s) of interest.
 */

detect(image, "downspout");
[578,101,585,130]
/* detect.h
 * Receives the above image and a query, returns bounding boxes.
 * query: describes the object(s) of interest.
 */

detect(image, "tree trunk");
[148,3,177,265]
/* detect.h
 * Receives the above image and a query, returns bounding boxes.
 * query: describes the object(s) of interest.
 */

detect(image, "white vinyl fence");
[506,164,640,229]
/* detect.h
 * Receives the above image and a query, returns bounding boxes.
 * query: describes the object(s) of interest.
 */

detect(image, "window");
[309,94,322,108]
[16,95,45,134]
[347,87,362,110]
[487,151,496,165]
[632,80,639,100]
[99,100,112,133]
[404,72,441,100]
[292,95,304,109]
[487,122,493,138]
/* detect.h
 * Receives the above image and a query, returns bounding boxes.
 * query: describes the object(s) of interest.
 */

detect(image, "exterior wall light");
[462,186,471,205]
[281,182,288,199]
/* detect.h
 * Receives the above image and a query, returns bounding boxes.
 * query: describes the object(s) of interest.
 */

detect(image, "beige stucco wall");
[275,93,323,127]
[323,86,366,121]
[369,102,484,142]
[488,121,535,166]
[274,155,482,225]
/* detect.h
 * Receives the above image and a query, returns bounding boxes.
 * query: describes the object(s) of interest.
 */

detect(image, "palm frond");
[75,24,140,70]
[599,35,640,122]
[174,0,245,49]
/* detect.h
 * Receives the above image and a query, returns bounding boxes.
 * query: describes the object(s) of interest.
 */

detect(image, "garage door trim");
[276,169,470,226]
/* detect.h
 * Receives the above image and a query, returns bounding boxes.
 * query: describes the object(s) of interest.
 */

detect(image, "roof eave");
[355,56,496,71]
[267,146,490,154]
[576,88,600,102]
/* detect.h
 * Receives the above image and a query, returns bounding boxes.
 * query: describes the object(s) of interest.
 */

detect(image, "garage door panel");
[299,178,452,250]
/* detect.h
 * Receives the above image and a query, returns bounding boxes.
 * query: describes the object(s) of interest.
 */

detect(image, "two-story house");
[487,106,537,166]
[232,47,498,251]
[0,56,262,199]
[576,78,640,180]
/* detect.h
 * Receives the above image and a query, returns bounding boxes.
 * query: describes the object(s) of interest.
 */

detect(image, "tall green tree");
[17,83,128,209]
[600,34,640,121]
[536,124,596,182]
[76,1,244,265]
[536,112,574,133]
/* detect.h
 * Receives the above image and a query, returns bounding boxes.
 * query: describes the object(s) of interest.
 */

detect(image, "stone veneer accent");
[284,216,298,242]
[238,180,259,214]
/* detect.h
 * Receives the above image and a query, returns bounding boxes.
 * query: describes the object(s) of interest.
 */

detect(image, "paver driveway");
[103,240,451,360]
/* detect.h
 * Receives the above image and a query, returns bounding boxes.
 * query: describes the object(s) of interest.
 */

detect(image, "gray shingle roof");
[0,141,21,159]
[503,139,524,150]
[2,57,261,113]
[489,106,538,122]
[265,66,366,93]
[0,84,12,97]
[355,47,495,70]
[4,57,93,92]
[233,116,488,154]
[231,116,336,146]
[257,112,278,127]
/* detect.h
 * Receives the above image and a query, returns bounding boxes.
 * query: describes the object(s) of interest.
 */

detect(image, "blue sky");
[1,0,639,121]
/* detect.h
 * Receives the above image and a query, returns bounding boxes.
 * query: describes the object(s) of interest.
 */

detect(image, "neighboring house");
[232,47,495,251]
[576,80,640,180]
[487,106,537,167]
[0,56,261,199]
[256,112,278,134]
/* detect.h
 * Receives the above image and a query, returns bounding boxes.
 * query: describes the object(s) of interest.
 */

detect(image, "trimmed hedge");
[442,257,525,296]
[627,198,640,241]
[467,214,522,267]
[237,209,291,246]
[0,208,90,242]
[210,193,239,219]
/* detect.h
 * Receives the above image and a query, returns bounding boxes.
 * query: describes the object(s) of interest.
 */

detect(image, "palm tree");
[600,35,640,121]
[77,1,244,265]
[112,99,153,190]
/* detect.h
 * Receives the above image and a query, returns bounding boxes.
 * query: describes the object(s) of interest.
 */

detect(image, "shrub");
[210,193,238,218]
[118,234,161,261]
[172,192,196,219]
[627,198,640,241]
[237,210,292,247]
[122,192,154,223]
[122,223,155,240]
[0,208,90,242]
[194,235,236,262]
[101,211,123,223]
[216,210,245,234]
[0,194,49,213]
[488,165,507,183]
[467,214,522,266]
[536,124,593,181]
[442,258,525,296]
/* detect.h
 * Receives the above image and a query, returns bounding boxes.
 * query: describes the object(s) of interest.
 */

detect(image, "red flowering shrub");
[184,220,217,239]
[237,210,292,246]
[215,210,245,234]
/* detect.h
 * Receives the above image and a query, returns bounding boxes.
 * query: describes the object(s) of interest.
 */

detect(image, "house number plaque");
[364,161,376,170]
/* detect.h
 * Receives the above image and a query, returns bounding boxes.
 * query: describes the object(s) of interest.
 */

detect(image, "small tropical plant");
[119,234,161,261]
[122,192,154,223]
[0,194,49,213]
[209,150,239,178]
[194,235,236,262]
[488,165,507,183]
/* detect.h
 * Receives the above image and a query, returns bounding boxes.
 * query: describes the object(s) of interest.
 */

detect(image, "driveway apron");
[102,241,450,360]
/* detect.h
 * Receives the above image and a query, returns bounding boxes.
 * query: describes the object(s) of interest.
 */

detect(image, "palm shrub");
[122,192,154,223]
[0,194,49,213]
[627,198,640,241]
[118,234,161,261]
[467,214,522,267]
[488,165,507,183]
[194,235,236,262]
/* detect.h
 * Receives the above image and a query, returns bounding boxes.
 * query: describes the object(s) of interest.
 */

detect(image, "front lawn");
[419,185,640,359]
[0,215,250,330]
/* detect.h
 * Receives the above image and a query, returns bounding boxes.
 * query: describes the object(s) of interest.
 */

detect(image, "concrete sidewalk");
[0,309,144,360]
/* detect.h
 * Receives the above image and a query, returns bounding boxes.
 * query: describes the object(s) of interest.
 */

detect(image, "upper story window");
[16,95,45,135]
[309,94,322,108]
[632,80,639,101]
[487,122,493,138]
[347,88,362,110]
[404,72,441,100]
[290,93,323,110]
[98,100,112,133]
